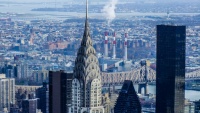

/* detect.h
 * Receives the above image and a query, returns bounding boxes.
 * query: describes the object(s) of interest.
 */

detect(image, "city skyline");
[0,0,199,113]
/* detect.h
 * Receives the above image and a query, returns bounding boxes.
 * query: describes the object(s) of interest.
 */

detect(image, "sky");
[2,0,200,3]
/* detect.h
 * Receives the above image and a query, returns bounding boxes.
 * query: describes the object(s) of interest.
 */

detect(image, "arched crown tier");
[77,46,96,57]
[74,19,101,83]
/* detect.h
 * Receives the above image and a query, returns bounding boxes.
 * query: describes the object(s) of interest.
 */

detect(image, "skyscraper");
[0,74,15,112]
[156,25,186,113]
[71,0,104,112]
[114,80,141,113]
[49,71,73,113]
[194,100,200,113]
[22,94,38,113]
[36,82,49,113]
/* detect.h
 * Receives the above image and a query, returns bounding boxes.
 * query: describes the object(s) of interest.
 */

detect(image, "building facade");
[22,98,38,113]
[114,80,141,113]
[156,25,186,113]
[49,71,73,113]
[194,100,200,113]
[32,70,49,84]
[71,1,104,112]
[36,82,49,113]
[0,74,15,112]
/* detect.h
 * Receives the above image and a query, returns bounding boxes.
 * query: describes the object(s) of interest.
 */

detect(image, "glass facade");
[156,25,186,113]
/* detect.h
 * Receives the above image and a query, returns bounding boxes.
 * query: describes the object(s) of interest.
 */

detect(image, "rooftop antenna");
[161,10,174,25]
[167,10,170,20]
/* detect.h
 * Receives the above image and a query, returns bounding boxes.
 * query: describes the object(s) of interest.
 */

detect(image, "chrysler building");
[71,0,104,113]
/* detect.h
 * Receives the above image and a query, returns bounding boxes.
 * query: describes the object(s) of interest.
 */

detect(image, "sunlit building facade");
[71,0,104,113]
[0,74,15,112]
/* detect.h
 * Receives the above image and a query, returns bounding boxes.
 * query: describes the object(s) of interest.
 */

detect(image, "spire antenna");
[86,0,88,20]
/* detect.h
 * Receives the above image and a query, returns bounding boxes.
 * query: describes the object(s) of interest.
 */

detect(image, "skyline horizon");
[1,0,200,3]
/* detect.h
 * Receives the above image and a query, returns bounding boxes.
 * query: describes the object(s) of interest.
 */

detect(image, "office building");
[102,93,111,113]
[156,25,186,113]
[114,80,141,113]
[184,101,194,113]
[21,64,29,79]
[66,72,73,113]
[36,82,49,113]
[0,74,15,112]
[1,64,16,78]
[10,107,20,113]
[22,94,38,113]
[32,70,49,84]
[71,0,104,112]
[49,71,73,113]
[194,100,200,113]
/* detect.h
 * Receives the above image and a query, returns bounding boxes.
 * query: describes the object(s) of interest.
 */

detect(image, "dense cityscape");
[0,0,200,113]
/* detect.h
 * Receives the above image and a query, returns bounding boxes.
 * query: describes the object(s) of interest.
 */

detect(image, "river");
[147,85,200,101]
[108,85,200,101]
[0,3,200,20]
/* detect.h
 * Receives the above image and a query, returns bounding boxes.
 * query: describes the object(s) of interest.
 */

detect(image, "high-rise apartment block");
[0,74,15,112]
[156,25,186,113]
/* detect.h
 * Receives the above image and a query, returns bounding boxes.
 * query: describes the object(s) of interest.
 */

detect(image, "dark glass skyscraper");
[156,25,186,113]
[49,71,73,113]
[194,100,200,113]
[36,82,49,113]
[114,80,141,113]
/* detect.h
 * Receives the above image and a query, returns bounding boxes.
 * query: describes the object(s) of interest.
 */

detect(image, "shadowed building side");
[114,80,141,113]
[156,25,186,113]
[49,71,73,113]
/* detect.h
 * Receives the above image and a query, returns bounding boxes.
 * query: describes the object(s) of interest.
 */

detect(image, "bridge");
[101,65,200,95]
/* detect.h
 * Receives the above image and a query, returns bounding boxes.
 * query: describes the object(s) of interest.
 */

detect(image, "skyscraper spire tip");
[86,0,88,20]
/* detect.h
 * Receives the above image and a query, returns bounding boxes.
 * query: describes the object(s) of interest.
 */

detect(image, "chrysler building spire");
[71,0,104,113]
[86,0,88,20]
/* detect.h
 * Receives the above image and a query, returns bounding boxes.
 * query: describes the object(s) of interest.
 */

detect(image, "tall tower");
[49,71,73,113]
[29,29,34,45]
[156,25,186,113]
[22,98,38,113]
[104,32,108,57]
[112,32,116,59]
[114,80,141,113]
[36,82,49,113]
[0,74,15,112]
[124,33,128,60]
[71,0,104,113]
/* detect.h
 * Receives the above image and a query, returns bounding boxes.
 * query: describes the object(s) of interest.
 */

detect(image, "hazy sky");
[3,0,200,3]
